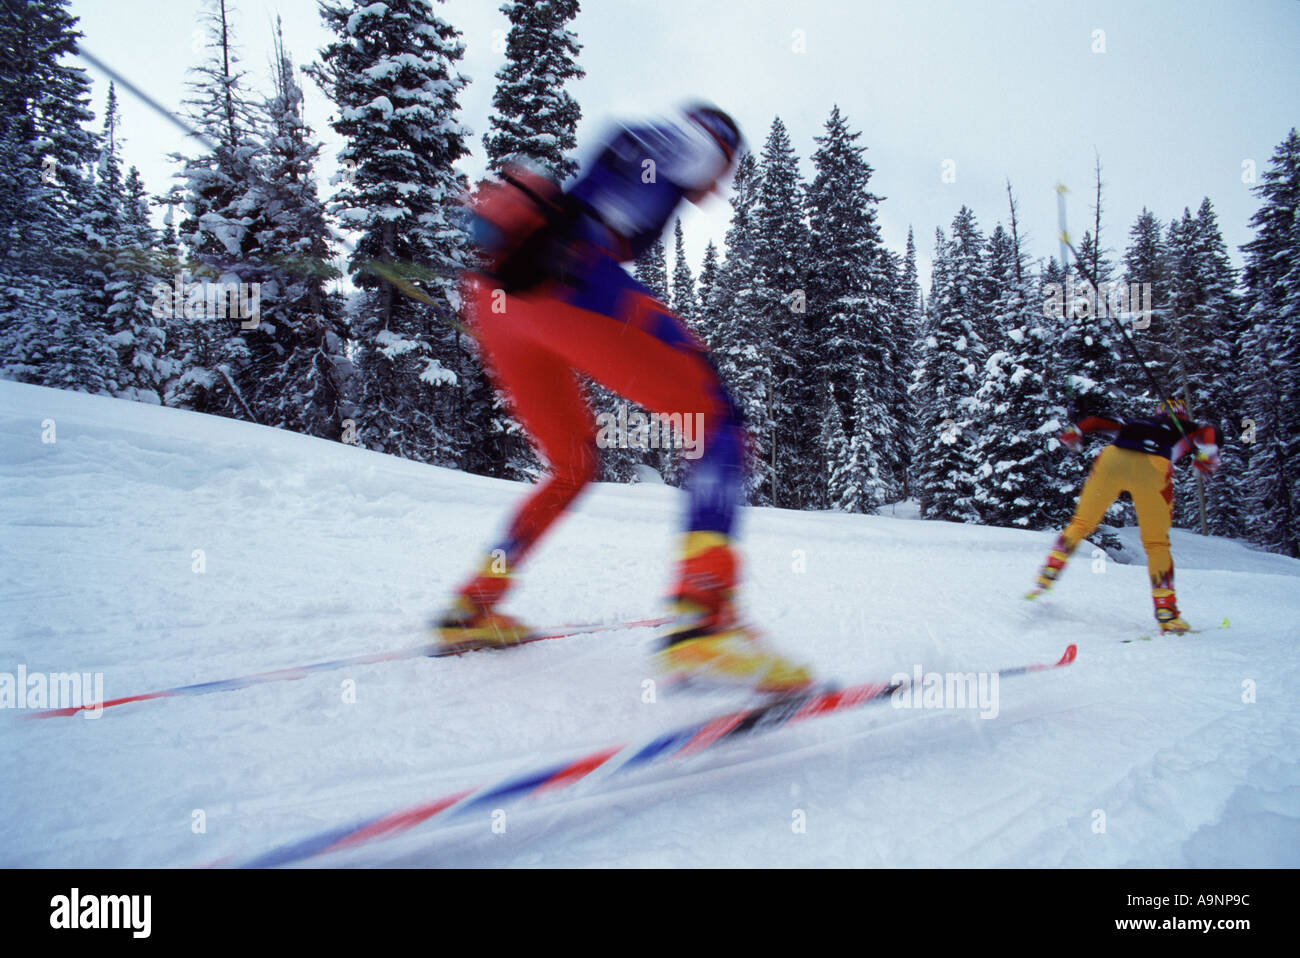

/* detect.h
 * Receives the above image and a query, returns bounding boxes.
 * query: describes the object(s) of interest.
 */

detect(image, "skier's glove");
[1193,449,1220,475]
[1059,425,1083,451]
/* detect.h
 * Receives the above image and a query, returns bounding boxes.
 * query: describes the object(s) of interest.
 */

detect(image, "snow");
[418,360,457,387]
[197,212,245,257]
[375,331,424,360]
[1,380,1297,867]
[346,2,389,36]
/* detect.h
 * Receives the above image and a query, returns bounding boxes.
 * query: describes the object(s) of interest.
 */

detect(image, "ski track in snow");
[1,380,1297,867]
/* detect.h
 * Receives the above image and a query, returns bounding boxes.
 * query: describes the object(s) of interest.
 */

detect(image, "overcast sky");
[68,0,1300,287]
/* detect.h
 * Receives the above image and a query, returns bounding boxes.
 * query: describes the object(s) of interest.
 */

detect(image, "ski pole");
[1054,184,1194,446]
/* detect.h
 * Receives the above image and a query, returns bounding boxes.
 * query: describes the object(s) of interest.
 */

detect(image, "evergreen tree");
[645,218,700,485]
[970,189,1060,528]
[80,85,125,342]
[709,152,773,502]
[805,105,891,508]
[892,227,923,501]
[915,210,987,522]
[482,0,584,181]
[1187,199,1247,538]
[72,83,134,394]
[1162,200,1240,534]
[1063,228,1129,413]
[633,235,669,300]
[1039,254,1090,524]
[1121,207,1176,421]
[966,220,1015,468]
[469,0,585,476]
[670,218,698,324]
[311,0,473,464]
[750,117,812,508]
[240,18,349,439]
[1059,163,1135,420]
[1122,208,1170,367]
[1058,220,1141,537]
[0,0,103,389]
[696,239,720,323]
[1238,129,1300,556]
[166,0,265,420]
[107,165,171,402]
[827,374,886,513]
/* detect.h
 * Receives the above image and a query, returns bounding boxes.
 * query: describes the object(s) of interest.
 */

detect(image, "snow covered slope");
[1,380,1297,867]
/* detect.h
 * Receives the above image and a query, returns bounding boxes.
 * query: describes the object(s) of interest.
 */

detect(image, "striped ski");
[228,643,1078,868]
[24,615,670,719]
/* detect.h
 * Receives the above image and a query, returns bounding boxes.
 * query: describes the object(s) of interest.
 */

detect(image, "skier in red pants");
[437,106,812,694]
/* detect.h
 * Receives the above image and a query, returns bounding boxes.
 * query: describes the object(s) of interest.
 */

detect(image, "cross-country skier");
[1029,398,1222,631]
[436,105,813,693]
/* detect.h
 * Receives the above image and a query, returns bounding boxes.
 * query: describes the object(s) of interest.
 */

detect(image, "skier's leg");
[540,259,748,540]
[532,263,808,691]
[475,345,600,585]
[1129,454,1186,630]
[1034,446,1123,591]
[561,295,748,623]
[440,277,600,637]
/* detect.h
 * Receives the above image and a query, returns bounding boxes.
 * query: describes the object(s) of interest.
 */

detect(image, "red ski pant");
[463,268,744,573]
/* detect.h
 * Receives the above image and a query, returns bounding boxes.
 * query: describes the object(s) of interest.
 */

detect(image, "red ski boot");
[1152,588,1191,633]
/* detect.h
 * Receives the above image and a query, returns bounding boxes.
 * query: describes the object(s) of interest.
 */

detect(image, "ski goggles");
[688,107,742,164]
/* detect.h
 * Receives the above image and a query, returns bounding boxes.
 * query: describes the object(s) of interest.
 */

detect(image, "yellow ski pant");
[1061,445,1175,591]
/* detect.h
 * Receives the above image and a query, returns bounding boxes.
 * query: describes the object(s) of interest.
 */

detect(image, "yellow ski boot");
[655,533,813,695]
[435,595,532,652]
[434,554,532,652]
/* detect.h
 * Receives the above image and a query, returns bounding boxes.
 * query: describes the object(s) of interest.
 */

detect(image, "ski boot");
[433,554,532,652]
[655,533,813,695]
[1152,588,1191,633]
[1027,535,1072,599]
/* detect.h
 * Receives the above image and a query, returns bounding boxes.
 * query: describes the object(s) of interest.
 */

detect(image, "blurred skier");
[436,105,812,694]
[1029,398,1222,631]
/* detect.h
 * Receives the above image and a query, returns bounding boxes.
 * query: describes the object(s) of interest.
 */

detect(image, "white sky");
[69,0,1300,288]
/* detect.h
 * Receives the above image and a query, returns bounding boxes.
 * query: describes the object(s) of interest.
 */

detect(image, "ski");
[23,615,671,720]
[1122,628,1209,643]
[225,643,1078,868]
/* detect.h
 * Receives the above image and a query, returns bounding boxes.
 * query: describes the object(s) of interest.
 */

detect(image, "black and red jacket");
[1073,412,1221,464]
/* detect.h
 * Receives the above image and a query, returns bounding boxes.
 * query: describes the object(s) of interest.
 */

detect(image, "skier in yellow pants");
[1031,400,1221,632]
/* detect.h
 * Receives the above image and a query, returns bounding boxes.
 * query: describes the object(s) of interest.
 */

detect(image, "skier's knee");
[1063,520,1095,546]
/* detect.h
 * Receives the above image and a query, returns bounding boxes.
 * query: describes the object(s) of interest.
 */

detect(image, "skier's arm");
[1075,415,1124,436]
[1173,423,1223,472]
[1060,414,1122,449]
